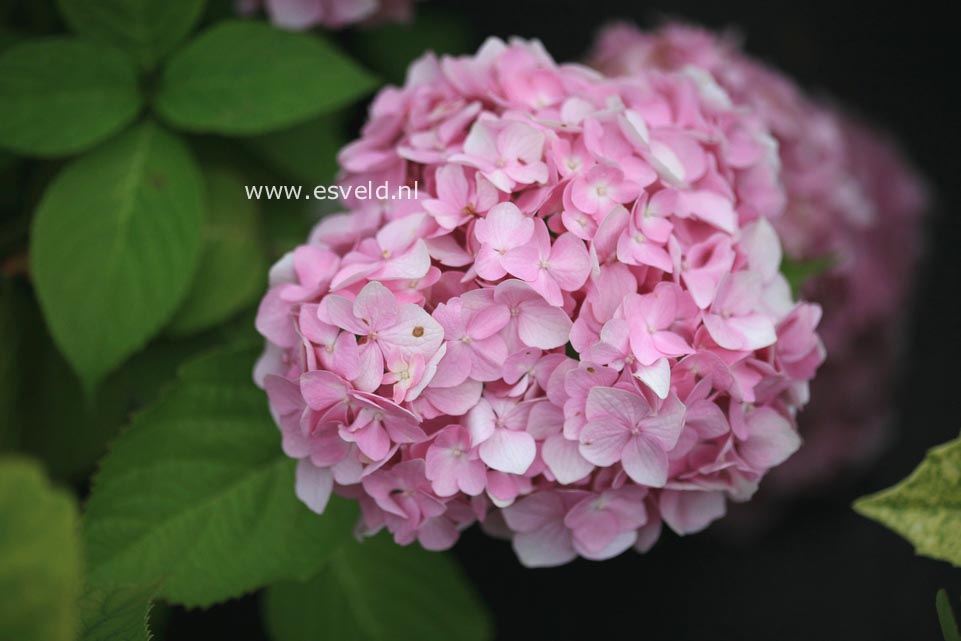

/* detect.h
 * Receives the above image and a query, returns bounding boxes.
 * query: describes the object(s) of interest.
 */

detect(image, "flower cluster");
[238,0,411,30]
[255,37,824,565]
[589,22,927,489]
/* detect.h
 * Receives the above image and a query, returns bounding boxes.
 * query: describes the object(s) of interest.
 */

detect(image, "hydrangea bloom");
[589,22,927,490]
[238,0,411,30]
[255,37,824,566]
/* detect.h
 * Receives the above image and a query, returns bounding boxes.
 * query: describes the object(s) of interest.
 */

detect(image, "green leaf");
[264,534,493,641]
[83,347,356,607]
[0,38,142,156]
[0,457,81,641]
[779,254,833,296]
[854,436,961,567]
[57,0,206,70]
[168,167,267,335]
[31,122,204,392]
[938,590,961,641]
[79,583,155,641]
[243,113,346,186]
[155,20,377,135]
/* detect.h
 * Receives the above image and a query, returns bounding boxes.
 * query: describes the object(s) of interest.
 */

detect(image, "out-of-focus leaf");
[243,113,346,186]
[349,9,475,84]
[0,457,81,641]
[58,0,206,69]
[854,436,961,566]
[17,330,131,482]
[83,347,356,607]
[31,122,204,393]
[0,150,15,173]
[938,589,961,641]
[79,583,155,641]
[0,280,129,476]
[0,28,23,53]
[5,276,247,481]
[0,38,141,156]
[264,534,493,641]
[0,279,25,450]
[168,167,267,335]
[262,198,323,258]
[155,21,377,135]
[18,328,217,482]
[780,254,833,296]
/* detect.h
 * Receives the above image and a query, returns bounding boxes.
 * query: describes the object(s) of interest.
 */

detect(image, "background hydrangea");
[238,0,412,30]
[255,36,824,565]
[589,22,928,491]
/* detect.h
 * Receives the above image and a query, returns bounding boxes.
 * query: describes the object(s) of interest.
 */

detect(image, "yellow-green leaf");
[0,457,81,641]
[854,436,961,566]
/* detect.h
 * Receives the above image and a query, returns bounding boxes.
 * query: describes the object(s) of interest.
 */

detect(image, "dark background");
[441,2,961,640]
[9,0,954,638]
[171,1,960,639]
[165,1,960,640]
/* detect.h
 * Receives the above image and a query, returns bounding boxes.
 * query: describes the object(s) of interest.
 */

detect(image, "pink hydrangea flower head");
[589,21,927,490]
[256,36,825,565]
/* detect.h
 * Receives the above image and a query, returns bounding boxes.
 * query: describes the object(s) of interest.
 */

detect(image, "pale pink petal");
[466,398,497,444]
[498,121,544,162]
[352,344,384,392]
[418,517,459,551]
[659,490,727,535]
[542,434,594,484]
[585,386,651,427]
[637,393,686,449]
[377,240,432,280]
[378,304,445,355]
[621,436,669,487]
[518,304,573,350]
[295,459,333,514]
[299,371,350,412]
[548,233,591,291]
[513,525,577,568]
[479,428,536,474]
[421,379,483,416]
[474,202,533,249]
[633,358,671,399]
[351,282,399,330]
[579,419,629,467]
[321,294,368,335]
[574,529,637,561]
[501,242,541,282]
[739,407,801,469]
[350,422,391,461]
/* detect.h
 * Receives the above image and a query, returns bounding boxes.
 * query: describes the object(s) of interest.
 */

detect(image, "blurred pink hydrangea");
[238,0,412,30]
[589,22,928,490]
[255,37,824,566]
